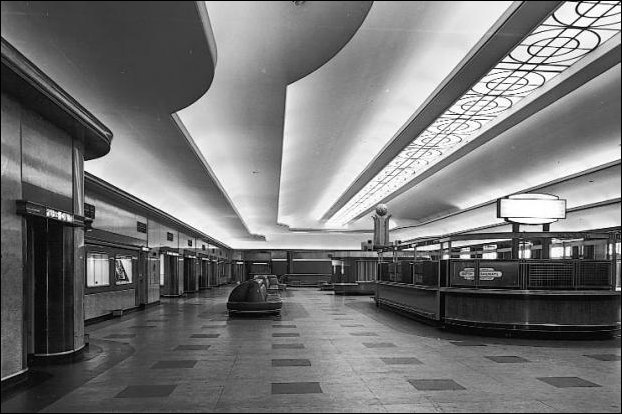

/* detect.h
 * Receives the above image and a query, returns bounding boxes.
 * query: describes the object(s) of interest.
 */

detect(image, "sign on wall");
[16,200,82,226]
[477,261,520,288]
[497,193,566,224]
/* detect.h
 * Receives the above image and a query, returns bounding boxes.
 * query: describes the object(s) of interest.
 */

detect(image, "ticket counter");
[376,231,621,335]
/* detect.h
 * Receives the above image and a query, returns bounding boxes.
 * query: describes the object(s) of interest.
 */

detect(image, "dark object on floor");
[227,279,283,314]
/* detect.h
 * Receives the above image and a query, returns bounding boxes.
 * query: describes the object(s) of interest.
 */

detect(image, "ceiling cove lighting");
[326,1,621,226]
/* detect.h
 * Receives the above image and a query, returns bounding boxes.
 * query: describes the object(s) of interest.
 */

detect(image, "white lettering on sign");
[45,208,74,223]
[458,268,475,280]
[479,267,503,281]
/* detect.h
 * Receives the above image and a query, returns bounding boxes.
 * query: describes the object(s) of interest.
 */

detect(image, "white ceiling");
[0,1,253,244]
[382,62,621,230]
[176,1,373,241]
[278,1,512,229]
[2,1,620,249]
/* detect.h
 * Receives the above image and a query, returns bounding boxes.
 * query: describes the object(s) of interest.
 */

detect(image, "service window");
[86,252,110,287]
[115,255,134,285]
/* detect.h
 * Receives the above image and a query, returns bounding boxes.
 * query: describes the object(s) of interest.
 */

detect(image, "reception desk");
[375,257,621,335]
[376,282,440,322]
[442,287,620,333]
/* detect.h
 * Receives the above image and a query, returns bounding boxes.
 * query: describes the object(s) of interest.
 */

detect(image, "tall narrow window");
[160,254,165,286]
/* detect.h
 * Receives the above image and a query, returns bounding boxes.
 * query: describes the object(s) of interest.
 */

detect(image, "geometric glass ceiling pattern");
[326,0,621,226]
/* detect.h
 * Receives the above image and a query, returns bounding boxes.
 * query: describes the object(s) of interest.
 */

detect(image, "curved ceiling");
[175,1,373,243]
[3,1,620,249]
[0,1,251,243]
[383,62,621,230]
[279,1,513,229]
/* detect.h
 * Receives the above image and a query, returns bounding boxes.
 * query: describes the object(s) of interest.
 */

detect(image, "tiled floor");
[1,286,620,413]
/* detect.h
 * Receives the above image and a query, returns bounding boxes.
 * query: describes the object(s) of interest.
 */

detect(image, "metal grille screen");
[527,262,573,289]
[577,261,611,287]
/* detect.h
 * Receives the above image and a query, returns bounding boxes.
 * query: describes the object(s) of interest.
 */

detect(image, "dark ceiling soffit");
[84,171,232,250]
[320,1,562,221]
[0,37,113,161]
[351,35,621,223]
[391,159,622,232]
[171,114,265,241]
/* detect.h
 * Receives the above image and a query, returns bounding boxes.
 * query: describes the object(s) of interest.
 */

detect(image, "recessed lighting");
[326,0,621,226]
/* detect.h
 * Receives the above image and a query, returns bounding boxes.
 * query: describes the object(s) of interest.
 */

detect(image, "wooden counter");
[442,287,621,333]
[375,282,440,321]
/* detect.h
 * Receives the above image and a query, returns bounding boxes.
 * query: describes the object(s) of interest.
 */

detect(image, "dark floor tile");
[363,342,397,348]
[272,324,297,328]
[271,382,322,394]
[190,334,220,338]
[151,360,198,369]
[408,379,466,391]
[272,343,305,349]
[450,341,487,347]
[104,334,136,339]
[272,359,311,367]
[174,345,211,351]
[584,354,621,361]
[115,385,177,398]
[349,332,379,337]
[537,377,601,388]
[381,357,423,365]
[272,333,300,337]
[485,356,530,363]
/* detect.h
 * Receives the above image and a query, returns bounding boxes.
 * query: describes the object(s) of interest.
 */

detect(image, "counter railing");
[376,257,619,334]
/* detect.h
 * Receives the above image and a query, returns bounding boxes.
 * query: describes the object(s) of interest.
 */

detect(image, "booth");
[375,231,621,335]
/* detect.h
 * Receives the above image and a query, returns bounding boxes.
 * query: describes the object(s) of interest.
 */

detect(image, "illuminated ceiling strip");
[327,0,621,226]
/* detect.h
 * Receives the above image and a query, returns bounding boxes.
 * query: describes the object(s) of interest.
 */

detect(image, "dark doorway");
[25,217,74,358]
[136,251,148,306]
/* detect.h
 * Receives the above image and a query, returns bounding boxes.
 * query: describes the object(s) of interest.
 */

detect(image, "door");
[25,217,74,357]
[183,258,191,292]
[200,259,209,289]
[170,255,179,295]
[161,255,180,296]
[136,251,147,306]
